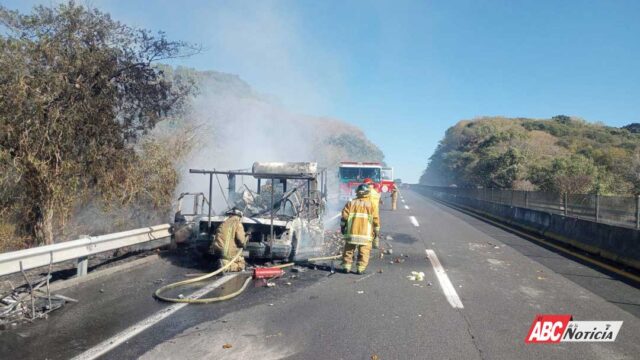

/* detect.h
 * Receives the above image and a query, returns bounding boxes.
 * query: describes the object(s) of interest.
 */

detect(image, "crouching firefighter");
[340,184,380,274]
[210,208,247,272]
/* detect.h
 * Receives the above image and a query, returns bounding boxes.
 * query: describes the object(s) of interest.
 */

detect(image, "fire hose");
[154,252,341,304]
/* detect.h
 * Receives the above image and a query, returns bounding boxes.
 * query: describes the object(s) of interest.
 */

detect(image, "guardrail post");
[510,190,514,207]
[636,195,640,229]
[595,193,600,222]
[563,193,568,216]
[524,191,529,208]
[77,256,88,277]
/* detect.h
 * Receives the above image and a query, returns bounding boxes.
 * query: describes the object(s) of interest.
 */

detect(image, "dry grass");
[0,222,29,253]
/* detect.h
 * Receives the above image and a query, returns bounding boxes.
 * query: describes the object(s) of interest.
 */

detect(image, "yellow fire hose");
[154,253,341,304]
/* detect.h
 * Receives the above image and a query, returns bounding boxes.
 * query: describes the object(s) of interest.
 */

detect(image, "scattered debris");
[384,249,394,255]
[407,271,425,281]
[266,282,276,288]
[222,343,233,349]
[99,288,105,293]
[371,354,380,360]
[285,282,292,286]
[291,266,307,273]
[377,269,383,274]
[427,282,433,287]
[177,294,185,299]
[537,276,546,280]
[393,257,405,264]
[357,290,365,294]
[323,230,345,257]
[0,261,75,327]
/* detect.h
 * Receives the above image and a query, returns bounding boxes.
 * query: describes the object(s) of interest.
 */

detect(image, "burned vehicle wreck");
[173,162,328,261]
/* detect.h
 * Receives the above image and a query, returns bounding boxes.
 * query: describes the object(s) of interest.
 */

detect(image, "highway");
[1,189,639,359]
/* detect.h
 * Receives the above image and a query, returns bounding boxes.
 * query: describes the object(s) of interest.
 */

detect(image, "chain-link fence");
[420,186,640,229]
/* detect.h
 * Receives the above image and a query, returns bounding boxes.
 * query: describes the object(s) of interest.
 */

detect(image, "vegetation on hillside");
[420,116,640,195]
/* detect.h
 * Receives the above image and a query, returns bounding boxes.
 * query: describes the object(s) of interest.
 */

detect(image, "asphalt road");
[1,189,639,359]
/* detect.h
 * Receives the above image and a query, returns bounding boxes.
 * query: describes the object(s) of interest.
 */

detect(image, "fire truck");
[338,162,382,201]
[380,167,396,193]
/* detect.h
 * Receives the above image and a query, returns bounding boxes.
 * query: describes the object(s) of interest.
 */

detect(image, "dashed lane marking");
[71,274,240,360]
[409,216,420,227]
[425,249,464,309]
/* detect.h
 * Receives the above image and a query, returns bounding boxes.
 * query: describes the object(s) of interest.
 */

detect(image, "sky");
[4,0,640,183]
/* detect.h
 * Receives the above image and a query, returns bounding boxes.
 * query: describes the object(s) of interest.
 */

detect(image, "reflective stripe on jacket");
[341,197,380,245]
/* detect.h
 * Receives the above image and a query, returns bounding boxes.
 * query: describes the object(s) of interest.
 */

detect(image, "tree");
[0,2,198,245]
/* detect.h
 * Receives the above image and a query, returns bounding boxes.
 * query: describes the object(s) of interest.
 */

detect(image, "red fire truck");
[338,162,382,201]
[380,167,396,193]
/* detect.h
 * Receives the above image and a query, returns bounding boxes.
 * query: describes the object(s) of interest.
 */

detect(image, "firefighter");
[362,178,381,248]
[210,208,247,272]
[341,184,380,274]
[391,185,399,210]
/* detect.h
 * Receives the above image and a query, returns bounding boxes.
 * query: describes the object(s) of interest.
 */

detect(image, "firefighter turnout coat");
[211,215,246,260]
[341,196,380,245]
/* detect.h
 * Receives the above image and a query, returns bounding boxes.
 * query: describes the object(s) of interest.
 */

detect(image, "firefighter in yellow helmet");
[210,208,247,272]
[341,184,380,274]
[362,178,381,249]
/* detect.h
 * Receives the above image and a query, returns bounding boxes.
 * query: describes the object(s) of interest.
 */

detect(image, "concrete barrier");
[412,186,640,271]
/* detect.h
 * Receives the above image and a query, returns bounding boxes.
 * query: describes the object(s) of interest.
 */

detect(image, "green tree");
[0,2,197,244]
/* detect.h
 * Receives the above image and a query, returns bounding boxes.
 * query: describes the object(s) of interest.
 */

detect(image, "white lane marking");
[425,249,464,309]
[72,274,240,360]
[327,212,341,222]
[409,216,420,227]
[404,205,410,210]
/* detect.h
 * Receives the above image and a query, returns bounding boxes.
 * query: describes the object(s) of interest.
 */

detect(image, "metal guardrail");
[415,185,640,229]
[0,224,171,277]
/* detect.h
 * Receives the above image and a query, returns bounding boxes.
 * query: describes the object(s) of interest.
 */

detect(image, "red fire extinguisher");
[253,267,284,279]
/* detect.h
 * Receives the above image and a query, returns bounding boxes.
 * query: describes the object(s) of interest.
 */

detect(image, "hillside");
[420,116,640,195]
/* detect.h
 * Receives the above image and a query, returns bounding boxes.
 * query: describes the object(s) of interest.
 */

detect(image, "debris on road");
[0,265,76,328]
[222,343,233,349]
[357,290,365,294]
[407,271,425,281]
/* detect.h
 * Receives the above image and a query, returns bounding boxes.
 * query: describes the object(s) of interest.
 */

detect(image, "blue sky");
[5,0,640,182]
